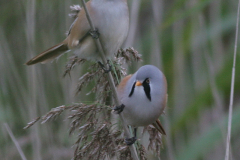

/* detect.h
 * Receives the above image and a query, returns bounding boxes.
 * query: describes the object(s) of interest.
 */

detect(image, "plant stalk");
[80,1,139,159]
[225,0,240,159]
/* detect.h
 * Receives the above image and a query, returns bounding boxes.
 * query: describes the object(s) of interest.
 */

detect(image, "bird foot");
[125,137,137,146]
[89,29,100,39]
[113,104,125,114]
[98,61,112,73]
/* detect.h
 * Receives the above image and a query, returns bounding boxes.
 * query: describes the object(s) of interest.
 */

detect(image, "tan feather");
[117,74,132,99]
[25,42,69,65]
[152,119,166,135]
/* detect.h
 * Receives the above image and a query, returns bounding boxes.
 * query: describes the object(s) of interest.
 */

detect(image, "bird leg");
[113,105,137,145]
[98,60,112,73]
[113,104,125,114]
[125,128,137,145]
[89,29,111,73]
[89,29,100,39]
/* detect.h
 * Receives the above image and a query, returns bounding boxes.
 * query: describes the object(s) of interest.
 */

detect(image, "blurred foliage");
[1,0,240,159]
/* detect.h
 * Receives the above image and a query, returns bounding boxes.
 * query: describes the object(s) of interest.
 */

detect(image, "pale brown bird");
[114,65,167,145]
[26,0,129,65]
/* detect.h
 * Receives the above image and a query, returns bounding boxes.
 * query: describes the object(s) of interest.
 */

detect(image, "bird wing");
[151,74,168,135]
[67,1,94,49]
[117,74,132,100]
[25,1,92,65]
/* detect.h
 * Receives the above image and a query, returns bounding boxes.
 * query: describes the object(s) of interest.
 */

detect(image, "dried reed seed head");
[66,101,135,159]
[63,56,86,77]
[23,105,71,129]
[25,47,163,159]
[72,122,123,159]
[64,47,140,78]
[69,5,81,19]
[138,144,147,160]
[72,48,141,107]
[116,47,142,63]
[23,117,41,129]
[143,125,163,157]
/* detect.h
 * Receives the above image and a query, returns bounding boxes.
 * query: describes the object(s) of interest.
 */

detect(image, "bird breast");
[91,1,129,58]
[121,85,164,127]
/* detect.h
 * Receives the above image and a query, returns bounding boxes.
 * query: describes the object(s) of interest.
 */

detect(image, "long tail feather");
[152,119,166,135]
[25,42,69,65]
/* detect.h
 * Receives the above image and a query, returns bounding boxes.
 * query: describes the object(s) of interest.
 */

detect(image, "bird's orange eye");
[146,78,150,83]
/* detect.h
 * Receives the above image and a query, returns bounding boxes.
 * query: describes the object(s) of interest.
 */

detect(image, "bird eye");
[145,78,150,83]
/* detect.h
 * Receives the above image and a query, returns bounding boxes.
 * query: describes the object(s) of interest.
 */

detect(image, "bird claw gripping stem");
[89,29,100,39]
[113,104,125,114]
[125,136,137,146]
[98,60,112,73]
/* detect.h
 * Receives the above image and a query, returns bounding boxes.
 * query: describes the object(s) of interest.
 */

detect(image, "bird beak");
[135,81,142,86]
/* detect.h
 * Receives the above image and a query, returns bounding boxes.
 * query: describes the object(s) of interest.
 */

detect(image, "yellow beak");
[135,81,142,86]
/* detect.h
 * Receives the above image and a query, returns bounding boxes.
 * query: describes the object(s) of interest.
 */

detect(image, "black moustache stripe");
[129,82,136,97]
[128,79,151,101]
[143,79,151,101]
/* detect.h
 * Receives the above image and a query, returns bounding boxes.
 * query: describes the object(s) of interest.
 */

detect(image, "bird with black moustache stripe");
[113,65,167,145]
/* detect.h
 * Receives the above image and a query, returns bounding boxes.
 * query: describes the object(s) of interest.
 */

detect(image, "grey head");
[135,65,163,83]
[127,65,166,102]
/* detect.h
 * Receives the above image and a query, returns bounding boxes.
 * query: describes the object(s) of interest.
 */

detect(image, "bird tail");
[25,42,69,65]
[152,119,166,135]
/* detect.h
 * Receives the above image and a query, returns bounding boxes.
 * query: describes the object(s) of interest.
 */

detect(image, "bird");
[25,0,129,66]
[113,65,167,145]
